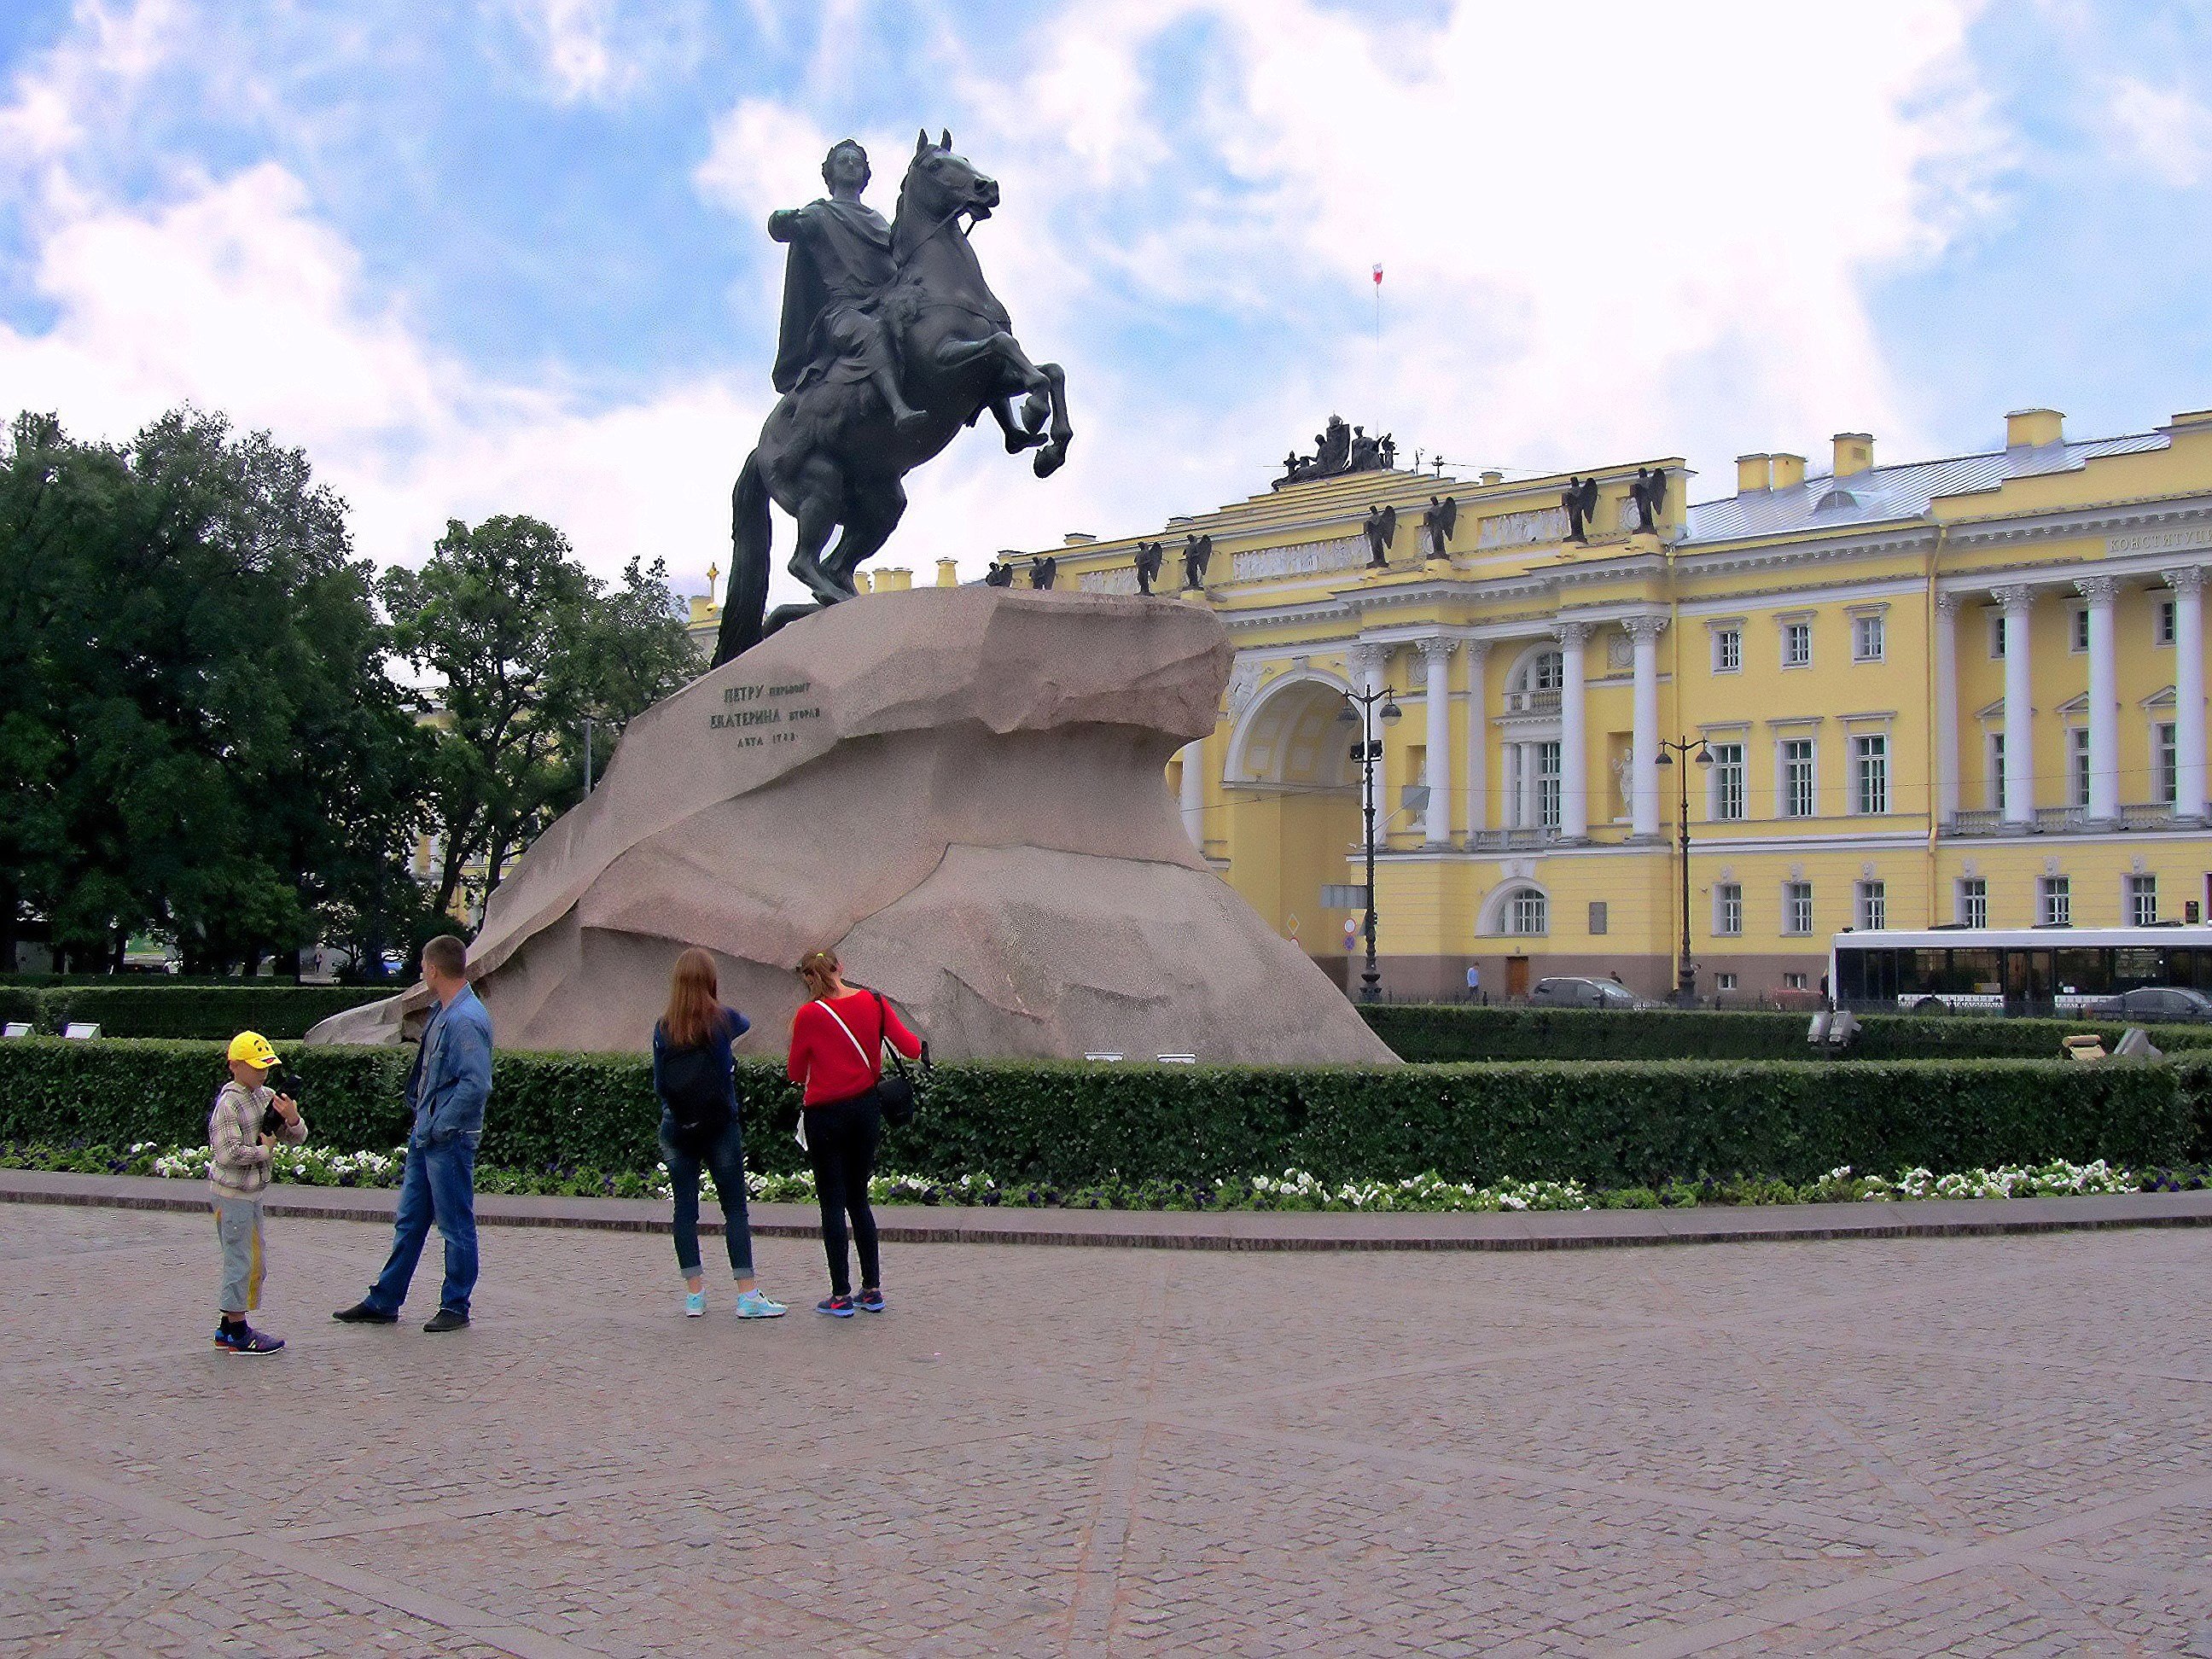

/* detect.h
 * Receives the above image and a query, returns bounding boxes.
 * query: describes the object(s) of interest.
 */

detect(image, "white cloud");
[0,157,774,607]
[948,0,2010,493]
[2105,75,2212,189]
[0,0,2023,637]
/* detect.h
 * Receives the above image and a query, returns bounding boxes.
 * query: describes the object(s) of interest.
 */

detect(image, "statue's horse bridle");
[892,195,1011,329]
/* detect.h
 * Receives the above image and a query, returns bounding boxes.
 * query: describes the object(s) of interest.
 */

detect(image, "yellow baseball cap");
[227,1031,279,1069]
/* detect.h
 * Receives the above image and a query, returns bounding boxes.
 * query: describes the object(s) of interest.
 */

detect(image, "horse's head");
[903,127,999,224]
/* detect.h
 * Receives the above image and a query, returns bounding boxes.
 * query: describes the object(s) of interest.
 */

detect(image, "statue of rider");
[769,139,930,435]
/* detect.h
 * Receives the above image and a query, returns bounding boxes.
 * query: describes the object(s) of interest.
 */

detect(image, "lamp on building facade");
[1654,737,1714,1006]
[1336,684,1402,1002]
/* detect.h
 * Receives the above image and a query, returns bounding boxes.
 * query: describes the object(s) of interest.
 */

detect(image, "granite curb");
[5,1167,2212,1252]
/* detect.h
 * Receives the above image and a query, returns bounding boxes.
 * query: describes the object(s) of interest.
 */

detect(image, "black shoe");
[422,1308,469,1333]
[333,1301,399,1324]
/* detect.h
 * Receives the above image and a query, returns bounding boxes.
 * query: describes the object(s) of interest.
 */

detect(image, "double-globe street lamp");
[1336,682,1402,1003]
[1653,736,1714,1006]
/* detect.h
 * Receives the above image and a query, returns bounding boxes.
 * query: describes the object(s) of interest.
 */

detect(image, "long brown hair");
[661,948,721,1048]
[796,948,844,1001]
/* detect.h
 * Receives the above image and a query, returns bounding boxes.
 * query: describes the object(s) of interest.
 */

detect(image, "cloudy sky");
[3,1,2210,608]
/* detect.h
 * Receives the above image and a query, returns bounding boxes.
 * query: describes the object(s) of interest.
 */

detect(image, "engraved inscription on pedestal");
[707,678,824,748]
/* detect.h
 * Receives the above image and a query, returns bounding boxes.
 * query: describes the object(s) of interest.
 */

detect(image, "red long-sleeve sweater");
[788,989,923,1106]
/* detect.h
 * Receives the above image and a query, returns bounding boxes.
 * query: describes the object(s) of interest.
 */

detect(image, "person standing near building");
[653,948,784,1320]
[208,1031,306,1353]
[335,935,492,1333]
[787,949,923,1318]
[1465,963,1482,1005]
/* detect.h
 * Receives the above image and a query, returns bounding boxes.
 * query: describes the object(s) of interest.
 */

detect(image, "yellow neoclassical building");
[1016,404,2212,1002]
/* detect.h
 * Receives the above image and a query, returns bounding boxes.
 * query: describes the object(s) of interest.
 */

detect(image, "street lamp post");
[1337,683,1402,1002]
[1653,736,1714,1006]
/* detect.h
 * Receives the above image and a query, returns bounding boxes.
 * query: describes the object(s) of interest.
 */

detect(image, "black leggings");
[804,1089,882,1297]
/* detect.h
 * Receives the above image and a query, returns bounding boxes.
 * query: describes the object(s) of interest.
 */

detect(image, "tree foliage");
[0,408,431,974]
[381,520,696,916]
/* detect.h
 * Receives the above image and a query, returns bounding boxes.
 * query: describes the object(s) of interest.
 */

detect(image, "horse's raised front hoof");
[1004,427,1049,454]
[1033,443,1068,479]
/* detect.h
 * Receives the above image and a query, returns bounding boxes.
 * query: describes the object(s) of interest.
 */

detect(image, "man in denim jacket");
[335,934,494,1333]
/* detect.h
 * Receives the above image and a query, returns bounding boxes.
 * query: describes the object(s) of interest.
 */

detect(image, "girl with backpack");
[654,949,784,1319]
[787,949,924,1317]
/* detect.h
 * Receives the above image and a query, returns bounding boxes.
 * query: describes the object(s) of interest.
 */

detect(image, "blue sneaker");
[816,1295,855,1318]
[736,1289,787,1319]
[684,1290,707,1318]
[855,1288,885,1313]
[218,1324,284,1355]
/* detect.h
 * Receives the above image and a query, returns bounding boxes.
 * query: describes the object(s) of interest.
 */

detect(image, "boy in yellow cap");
[209,1032,306,1353]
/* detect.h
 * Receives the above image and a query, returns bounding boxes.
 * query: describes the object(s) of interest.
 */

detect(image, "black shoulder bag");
[871,992,924,1127]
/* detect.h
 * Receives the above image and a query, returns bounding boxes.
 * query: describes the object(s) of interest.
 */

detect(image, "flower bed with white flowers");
[4,1141,2199,1214]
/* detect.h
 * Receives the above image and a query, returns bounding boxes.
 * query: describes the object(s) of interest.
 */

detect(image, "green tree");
[0,407,430,975]
[382,522,696,918]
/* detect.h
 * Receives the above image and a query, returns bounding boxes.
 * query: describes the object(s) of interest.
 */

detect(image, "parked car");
[2085,986,2212,1024]
[1528,976,1664,1010]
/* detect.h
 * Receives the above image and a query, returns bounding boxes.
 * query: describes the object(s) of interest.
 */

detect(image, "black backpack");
[657,1029,733,1155]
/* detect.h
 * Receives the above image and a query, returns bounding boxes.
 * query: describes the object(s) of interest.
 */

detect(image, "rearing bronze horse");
[713,131,1074,664]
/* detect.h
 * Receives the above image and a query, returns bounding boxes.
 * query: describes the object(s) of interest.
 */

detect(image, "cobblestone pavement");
[3,1206,2209,1656]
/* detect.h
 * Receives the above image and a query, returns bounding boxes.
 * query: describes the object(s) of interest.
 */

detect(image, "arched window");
[1506,888,1548,936]
[1512,650,1562,693]
[1505,649,1563,713]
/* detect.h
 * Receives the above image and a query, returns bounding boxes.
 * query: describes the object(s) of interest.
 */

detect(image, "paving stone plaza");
[3,1202,2209,1656]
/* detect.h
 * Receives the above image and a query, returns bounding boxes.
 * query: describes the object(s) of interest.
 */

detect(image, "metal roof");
[1681,431,2171,544]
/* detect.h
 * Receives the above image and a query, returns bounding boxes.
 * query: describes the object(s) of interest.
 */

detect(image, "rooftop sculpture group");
[713,132,1074,666]
[1274,416,1395,488]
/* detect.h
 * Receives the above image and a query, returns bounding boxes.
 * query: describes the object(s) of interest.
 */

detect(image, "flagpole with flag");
[1371,262,1383,344]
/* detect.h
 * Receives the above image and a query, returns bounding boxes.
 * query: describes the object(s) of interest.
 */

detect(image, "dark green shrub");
[0,985,392,1040]
[0,1040,2190,1190]
[1360,1004,2212,1063]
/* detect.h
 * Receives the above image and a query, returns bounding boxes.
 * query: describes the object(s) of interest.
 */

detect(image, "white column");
[2079,575,2120,822]
[1627,616,1664,838]
[1421,637,1454,844]
[1995,585,2035,824]
[1463,641,1489,843]
[1517,742,1539,830]
[1557,620,1591,838]
[2168,567,2208,821]
[1935,591,1960,824]
[1179,740,1206,850]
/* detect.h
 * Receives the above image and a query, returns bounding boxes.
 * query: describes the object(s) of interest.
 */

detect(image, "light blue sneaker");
[736,1289,787,1319]
[684,1289,707,1318]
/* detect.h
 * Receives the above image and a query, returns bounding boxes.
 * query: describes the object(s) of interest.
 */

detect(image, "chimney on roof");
[2005,408,2064,450]
[1735,454,1773,494]
[1480,469,1503,486]
[1771,452,1806,490]
[1832,433,1874,477]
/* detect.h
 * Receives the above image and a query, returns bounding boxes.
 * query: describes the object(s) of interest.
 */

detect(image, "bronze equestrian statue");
[713,132,1074,665]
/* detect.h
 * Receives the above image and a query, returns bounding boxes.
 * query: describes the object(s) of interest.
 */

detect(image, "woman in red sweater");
[788,949,924,1316]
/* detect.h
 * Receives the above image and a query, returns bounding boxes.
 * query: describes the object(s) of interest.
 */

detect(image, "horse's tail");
[713,450,771,667]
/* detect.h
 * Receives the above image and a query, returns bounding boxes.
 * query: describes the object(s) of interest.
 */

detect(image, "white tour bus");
[1829,926,2212,1015]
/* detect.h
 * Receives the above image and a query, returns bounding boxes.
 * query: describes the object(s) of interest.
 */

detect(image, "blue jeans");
[365,1132,480,1317]
[658,1112,755,1280]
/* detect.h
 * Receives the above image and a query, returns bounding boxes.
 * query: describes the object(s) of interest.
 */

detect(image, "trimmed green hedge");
[0,984,392,1040]
[1360,1004,2212,1063]
[2,1039,2204,1190]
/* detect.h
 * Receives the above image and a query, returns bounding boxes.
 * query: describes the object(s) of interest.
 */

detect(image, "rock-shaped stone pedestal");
[311,587,1395,1064]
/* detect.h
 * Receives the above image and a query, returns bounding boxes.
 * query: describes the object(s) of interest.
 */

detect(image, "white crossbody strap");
[820,1000,879,1076]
